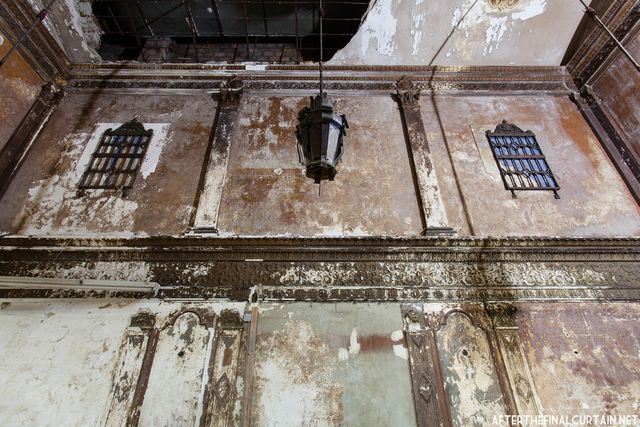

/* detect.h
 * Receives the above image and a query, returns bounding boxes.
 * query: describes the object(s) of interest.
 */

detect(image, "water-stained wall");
[0,91,215,237]
[0,33,43,151]
[423,94,640,236]
[1,300,639,425]
[251,303,416,426]
[591,34,640,162]
[2,88,639,237]
[516,302,640,416]
[0,299,246,426]
[329,0,588,66]
[214,94,423,237]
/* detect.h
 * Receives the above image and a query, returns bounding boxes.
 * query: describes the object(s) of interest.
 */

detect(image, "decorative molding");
[569,1,640,86]
[428,304,516,422]
[0,0,70,80]
[0,82,64,200]
[402,304,448,426]
[486,303,544,416]
[1,237,640,301]
[191,78,244,233]
[201,309,244,427]
[102,310,156,427]
[66,64,572,94]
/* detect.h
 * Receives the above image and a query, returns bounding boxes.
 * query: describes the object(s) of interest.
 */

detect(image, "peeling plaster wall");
[0,299,246,426]
[423,94,640,236]
[516,302,640,416]
[1,299,640,424]
[215,94,423,237]
[252,303,416,426]
[330,0,588,66]
[0,91,215,237]
[592,34,640,160]
[0,33,43,151]
[435,311,507,425]
[27,0,102,62]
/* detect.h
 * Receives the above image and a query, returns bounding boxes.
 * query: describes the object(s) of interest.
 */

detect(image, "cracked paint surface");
[216,95,422,237]
[435,310,507,426]
[0,92,215,237]
[422,95,640,236]
[330,0,588,65]
[0,299,246,426]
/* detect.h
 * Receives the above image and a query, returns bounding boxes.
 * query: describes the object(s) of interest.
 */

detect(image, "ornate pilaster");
[192,77,244,233]
[401,304,450,426]
[395,76,453,235]
[201,309,245,427]
[486,303,543,417]
[102,311,157,427]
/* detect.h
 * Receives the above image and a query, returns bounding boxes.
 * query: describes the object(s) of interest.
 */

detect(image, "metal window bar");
[78,119,153,192]
[485,121,560,199]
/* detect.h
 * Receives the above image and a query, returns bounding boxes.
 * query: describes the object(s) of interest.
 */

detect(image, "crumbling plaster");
[0,91,216,237]
[215,94,423,237]
[0,298,246,427]
[252,303,416,426]
[0,33,43,151]
[27,0,102,63]
[330,0,590,66]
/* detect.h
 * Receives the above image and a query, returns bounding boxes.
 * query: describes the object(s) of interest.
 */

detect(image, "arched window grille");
[485,120,560,199]
[78,118,153,192]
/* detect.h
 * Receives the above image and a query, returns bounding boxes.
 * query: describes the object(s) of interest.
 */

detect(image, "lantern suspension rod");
[319,0,324,95]
[577,0,640,74]
[0,0,60,69]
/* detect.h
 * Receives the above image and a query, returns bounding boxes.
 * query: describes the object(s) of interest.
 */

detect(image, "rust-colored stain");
[217,95,423,236]
[557,97,601,171]
[515,302,640,416]
[0,92,216,236]
[0,36,43,150]
[222,347,233,366]
[358,334,395,353]
[593,36,640,160]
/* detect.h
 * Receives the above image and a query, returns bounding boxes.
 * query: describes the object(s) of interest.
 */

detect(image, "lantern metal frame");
[294,0,348,190]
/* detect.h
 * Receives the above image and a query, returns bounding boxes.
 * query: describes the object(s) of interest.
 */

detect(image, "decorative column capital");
[396,75,421,106]
[219,76,244,104]
[486,303,518,329]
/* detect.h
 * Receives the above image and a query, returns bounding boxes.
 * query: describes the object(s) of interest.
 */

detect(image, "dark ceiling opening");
[93,0,370,63]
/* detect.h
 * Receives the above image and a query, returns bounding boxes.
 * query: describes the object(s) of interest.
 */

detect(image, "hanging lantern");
[295,92,348,184]
[294,0,348,188]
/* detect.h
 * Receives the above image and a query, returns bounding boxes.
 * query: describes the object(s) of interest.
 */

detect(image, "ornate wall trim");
[486,303,544,416]
[0,82,64,200]
[67,64,572,94]
[0,0,70,80]
[0,237,639,302]
[191,78,243,234]
[568,0,640,87]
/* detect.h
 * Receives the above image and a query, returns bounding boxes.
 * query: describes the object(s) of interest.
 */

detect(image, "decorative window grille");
[78,119,152,192]
[485,120,560,199]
